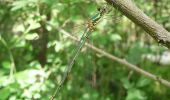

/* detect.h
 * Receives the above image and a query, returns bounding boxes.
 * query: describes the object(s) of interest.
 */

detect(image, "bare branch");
[105,0,170,49]
[57,28,170,88]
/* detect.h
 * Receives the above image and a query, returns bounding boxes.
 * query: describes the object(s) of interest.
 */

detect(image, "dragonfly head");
[97,6,107,14]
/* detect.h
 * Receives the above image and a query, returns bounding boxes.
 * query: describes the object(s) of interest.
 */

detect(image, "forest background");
[0,0,170,100]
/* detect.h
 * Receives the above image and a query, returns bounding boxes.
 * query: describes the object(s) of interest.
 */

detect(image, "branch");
[105,0,170,49]
[57,28,170,88]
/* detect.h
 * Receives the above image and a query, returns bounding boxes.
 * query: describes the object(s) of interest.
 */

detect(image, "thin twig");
[0,36,16,78]
[58,28,170,88]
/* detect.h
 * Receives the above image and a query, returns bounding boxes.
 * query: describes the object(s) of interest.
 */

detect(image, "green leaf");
[25,33,39,40]
[54,41,63,52]
[28,21,41,31]
[11,0,28,11]
[0,87,11,100]
[136,77,151,87]
[2,61,11,69]
[126,89,147,100]
[122,78,134,89]
[42,0,57,6]
[110,34,122,42]
[11,0,38,11]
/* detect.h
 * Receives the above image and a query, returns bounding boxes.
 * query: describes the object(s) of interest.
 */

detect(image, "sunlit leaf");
[54,41,63,52]
[28,21,41,31]
[110,34,122,42]
[126,89,147,100]
[25,33,39,40]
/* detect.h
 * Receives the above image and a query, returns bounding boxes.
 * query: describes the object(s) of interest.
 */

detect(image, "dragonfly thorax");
[87,20,95,31]
[90,6,107,25]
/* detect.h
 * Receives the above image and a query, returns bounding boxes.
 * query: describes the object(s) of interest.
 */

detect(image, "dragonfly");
[51,5,110,100]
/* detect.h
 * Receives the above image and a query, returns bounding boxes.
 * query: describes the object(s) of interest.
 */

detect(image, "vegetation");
[0,0,170,100]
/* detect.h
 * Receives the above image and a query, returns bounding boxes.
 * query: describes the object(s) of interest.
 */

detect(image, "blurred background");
[0,0,170,100]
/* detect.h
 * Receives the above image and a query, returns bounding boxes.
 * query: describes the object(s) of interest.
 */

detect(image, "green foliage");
[0,0,170,100]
